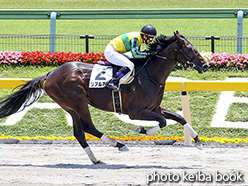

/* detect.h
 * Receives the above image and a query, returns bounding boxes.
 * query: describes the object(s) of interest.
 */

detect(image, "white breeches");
[104,44,134,71]
[104,44,134,84]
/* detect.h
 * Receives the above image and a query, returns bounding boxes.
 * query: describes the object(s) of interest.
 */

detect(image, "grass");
[0,108,72,137]
[234,91,248,97]
[0,0,248,36]
[1,2,247,54]
[226,103,248,122]
[0,66,57,78]
[2,0,248,9]
[1,1,248,139]
[1,66,248,139]
[1,18,247,37]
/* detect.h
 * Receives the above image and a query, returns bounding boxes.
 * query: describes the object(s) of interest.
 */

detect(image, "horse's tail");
[0,74,48,118]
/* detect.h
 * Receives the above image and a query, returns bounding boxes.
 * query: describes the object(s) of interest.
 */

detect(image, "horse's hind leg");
[64,108,102,164]
[77,109,129,152]
[159,106,203,149]
[68,103,128,153]
[78,117,129,152]
[74,125,102,164]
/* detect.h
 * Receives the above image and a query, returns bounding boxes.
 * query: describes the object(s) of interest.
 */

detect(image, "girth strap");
[112,90,122,114]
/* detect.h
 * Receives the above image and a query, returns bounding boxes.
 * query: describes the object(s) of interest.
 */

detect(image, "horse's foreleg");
[160,106,203,149]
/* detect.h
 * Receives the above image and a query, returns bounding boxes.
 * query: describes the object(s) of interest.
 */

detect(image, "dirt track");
[0,143,247,186]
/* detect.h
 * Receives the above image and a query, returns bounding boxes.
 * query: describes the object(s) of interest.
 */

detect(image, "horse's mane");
[147,34,176,53]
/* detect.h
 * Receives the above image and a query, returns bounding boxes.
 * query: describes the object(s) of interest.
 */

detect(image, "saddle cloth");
[89,62,135,88]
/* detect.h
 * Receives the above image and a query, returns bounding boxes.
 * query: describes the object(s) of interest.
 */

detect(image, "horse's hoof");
[195,142,203,150]
[194,136,203,150]
[134,126,147,134]
[117,142,129,151]
[94,160,106,165]
[119,145,129,152]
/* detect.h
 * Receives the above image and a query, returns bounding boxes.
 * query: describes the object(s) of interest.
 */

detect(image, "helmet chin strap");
[144,38,148,44]
[142,35,149,44]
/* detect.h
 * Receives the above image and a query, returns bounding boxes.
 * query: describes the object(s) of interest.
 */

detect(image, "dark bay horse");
[0,32,209,164]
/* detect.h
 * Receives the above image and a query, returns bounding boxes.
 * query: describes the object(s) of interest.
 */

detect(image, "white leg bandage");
[101,134,117,147]
[84,146,98,164]
[184,123,197,138]
[146,125,161,136]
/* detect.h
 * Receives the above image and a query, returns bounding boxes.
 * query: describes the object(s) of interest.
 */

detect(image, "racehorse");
[0,31,209,164]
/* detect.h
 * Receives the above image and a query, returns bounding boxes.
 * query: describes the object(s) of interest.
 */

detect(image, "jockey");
[104,24,157,90]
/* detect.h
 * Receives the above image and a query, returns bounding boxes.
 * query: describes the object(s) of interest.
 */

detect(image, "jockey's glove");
[148,51,158,56]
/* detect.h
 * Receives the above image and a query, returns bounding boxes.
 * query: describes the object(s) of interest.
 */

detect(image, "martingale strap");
[112,90,122,114]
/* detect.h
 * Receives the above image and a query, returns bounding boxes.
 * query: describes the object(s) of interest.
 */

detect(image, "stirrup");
[106,79,119,90]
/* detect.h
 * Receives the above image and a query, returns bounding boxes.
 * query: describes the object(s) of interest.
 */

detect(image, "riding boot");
[106,67,130,90]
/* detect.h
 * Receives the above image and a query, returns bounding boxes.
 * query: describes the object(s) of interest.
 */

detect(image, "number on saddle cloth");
[89,61,135,88]
[89,63,113,88]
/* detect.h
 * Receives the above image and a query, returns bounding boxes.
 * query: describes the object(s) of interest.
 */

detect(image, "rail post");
[80,35,95,53]
[205,36,220,53]
[48,12,58,53]
[181,90,192,145]
[236,10,245,53]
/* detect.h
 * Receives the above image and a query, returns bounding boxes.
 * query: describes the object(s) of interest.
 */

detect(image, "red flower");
[1,51,108,66]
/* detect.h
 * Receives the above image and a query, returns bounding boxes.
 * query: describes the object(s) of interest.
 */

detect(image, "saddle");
[89,59,146,114]
[89,61,136,89]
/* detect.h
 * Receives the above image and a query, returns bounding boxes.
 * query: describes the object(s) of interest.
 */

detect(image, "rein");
[144,66,166,88]
[156,40,199,69]
[177,41,199,68]
[126,56,165,88]
[125,56,152,84]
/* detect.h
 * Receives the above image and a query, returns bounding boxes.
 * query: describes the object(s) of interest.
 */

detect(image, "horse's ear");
[174,31,180,39]
[174,31,183,43]
[174,30,180,36]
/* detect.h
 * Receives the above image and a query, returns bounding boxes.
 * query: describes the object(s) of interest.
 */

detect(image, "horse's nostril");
[189,63,194,67]
[203,64,209,69]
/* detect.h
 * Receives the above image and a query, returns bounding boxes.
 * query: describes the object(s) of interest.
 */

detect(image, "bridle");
[156,40,200,68]
[177,40,200,68]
